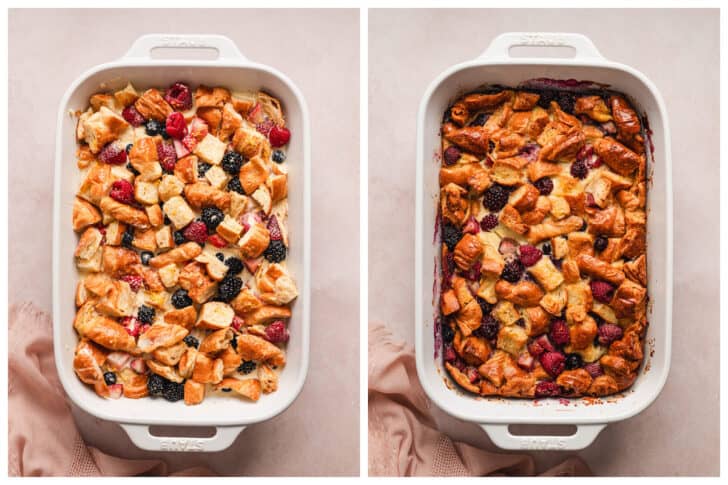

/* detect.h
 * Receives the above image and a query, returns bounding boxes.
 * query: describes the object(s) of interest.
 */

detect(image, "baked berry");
[267,215,283,241]
[597,324,623,346]
[171,289,193,309]
[147,374,167,396]
[140,251,153,265]
[556,91,576,113]
[256,120,274,136]
[264,240,287,263]
[164,215,172,225]
[539,351,566,377]
[227,177,245,194]
[208,234,227,248]
[230,333,238,350]
[231,316,244,331]
[480,214,499,231]
[443,344,457,363]
[441,323,455,343]
[476,296,493,316]
[441,224,462,251]
[264,320,289,343]
[162,381,184,402]
[519,245,543,267]
[164,112,187,140]
[462,216,480,235]
[224,257,244,275]
[99,142,127,165]
[164,82,193,110]
[501,259,524,283]
[549,320,570,346]
[584,362,604,378]
[564,353,583,370]
[183,335,199,348]
[182,220,208,244]
[535,381,561,397]
[137,305,155,324]
[109,179,135,205]
[201,207,225,231]
[541,242,552,255]
[483,184,510,212]
[443,146,461,166]
[173,230,186,245]
[122,227,134,248]
[122,105,146,126]
[238,360,256,374]
[550,256,563,270]
[103,372,116,386]
[272,150,286,163]
[570,159,588,179]
[594,235,608,252]
[269,125,291,147]
[121,274,143,292]
[590,280,615,304]
[157,141,177,172]
[221,151,244,175]
[217,275,243,302]
[478,315,500,340]
[144,119,164,136]
[533,177,554,196]
[197,162,212,178]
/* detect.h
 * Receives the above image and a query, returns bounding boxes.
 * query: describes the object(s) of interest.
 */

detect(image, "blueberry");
[441,324,455,343]
[594,236,609,252]
[145,119,163,136]
[174,231,186,245]
[542,242,552,255]
[272,150,286,163]
[183,335,199,348]
[137,305,155,324]
[122,228,134,248]
[164,215,172,226]
[141,251,153,265]
[103,372,116,386]
[216,252,225,261]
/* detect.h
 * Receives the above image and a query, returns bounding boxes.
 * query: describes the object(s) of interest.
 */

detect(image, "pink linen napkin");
[8,302,213,476]
[368,322,591,477]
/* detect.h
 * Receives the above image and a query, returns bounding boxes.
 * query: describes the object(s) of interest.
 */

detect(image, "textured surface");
[9,8,359,476]
[369,8,718,476]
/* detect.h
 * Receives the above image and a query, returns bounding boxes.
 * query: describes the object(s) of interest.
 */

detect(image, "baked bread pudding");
[71,81,296,404]
[437,88,648,398]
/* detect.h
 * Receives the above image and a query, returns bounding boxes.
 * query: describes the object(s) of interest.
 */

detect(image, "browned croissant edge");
[71,82,297,405]
[436,86,648,399]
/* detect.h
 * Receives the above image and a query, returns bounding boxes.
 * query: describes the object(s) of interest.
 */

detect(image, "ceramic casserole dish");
[53,34,311,452]
[415,32,672,450]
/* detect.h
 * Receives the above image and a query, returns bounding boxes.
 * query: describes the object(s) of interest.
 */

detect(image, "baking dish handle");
[479,32,604,61]
[120,423,246,452]
[123,34,246,62]
[481,423,605,451]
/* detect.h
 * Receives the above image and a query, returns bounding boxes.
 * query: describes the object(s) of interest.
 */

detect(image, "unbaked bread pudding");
[71,82,296,405]
[437,87,648,398]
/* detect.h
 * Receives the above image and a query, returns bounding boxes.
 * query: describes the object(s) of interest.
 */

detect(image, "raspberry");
[122,105,146,126]
[528,339,545,357]
[535,381,561,397]
[182,221,208,244]
[590,280,615,303]
[597,324,623,345]
[122,317,141,337]
[109,180,134,205]
[501,259,524,283]
[564,353,583,370]
[533,177,554,196]
[98,143,127,165]
[480,214,498,231]
[256,120,274,136]
[549,320,570,346]
[265,320,289,343]
[534,334,556,353]
[231,315,245,331]
[576,145,594,163]
[164,82,192,111]
[519,245,543,267]
[539,351,566,377]
[475,315,499,340]
[120,274,143,292]
[269,125,291,147]
[207,234,227,248]
[570,159,588,179]
[157,142,177,172]
[443,146,461,166]
[584,362,604,378]
[441,224,462,251]
[165,112,188,140]
[267,215,282,241]
[594,235,608,252]
[483,184,509,211]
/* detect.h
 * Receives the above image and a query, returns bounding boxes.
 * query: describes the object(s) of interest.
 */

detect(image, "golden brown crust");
[134,88,172,121]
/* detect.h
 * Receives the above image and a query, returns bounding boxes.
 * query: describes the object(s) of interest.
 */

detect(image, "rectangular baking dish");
[415,32,672,450]
[53,34,311,452]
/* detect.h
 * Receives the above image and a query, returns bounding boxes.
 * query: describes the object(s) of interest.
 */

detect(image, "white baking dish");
[415,33,672,450]
[53,34,310,452]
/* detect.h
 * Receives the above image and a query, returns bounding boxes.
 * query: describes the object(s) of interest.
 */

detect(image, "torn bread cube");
[155,226,173,250]
[76,247,102,272]
[158,263,180,288]
[492,300,520,325]
[195,252,229,281]
[196,301,234,330]
[184,380,205,405]
[113,82,139,107]
[158,174,185,202]
[82,107,129,153]
[134,181,159,205]
[497,325,528,356]
[216,215,244,243]
[110,164,135,183]
[193,134,227,165]
[229,192,249,219]
[145,204,164,227]
[205,164,229,189]
[251,185,272,215]
[528,256,564,291]
[105,221,126,246]
[163,195,195,229]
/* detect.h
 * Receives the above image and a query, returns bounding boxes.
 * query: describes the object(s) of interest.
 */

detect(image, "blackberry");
[594,235,609,252]
[171,289,193,309]
[197,162,212,178]
[537,90,557,109]
[224,257,244,275]
[221,151,244,174]
[556,91,576,113]
[441,224,462,251]
[144,119,163,136]
[173,231,186,245]
[478,315,500,340]
[137,305,155,324]
[501,259,524,283]
[238,360,256,374]
[533,177,554,196]
[441,323,455,343]
[227,177,245,194]
[147,374,167,396]
[230,333,238,351]
[542,242,552,255]
[476,296,493,316]
[272,150,286,163]
[570,159,588,179]
[126,162,140,176]
[201,206,225,231]
[216,252,225,261]
[141,251,153,265]
[480,214,499,231]
[125,143,133,154]
[122,228,134,248]
[183,335,199,348]
[564,353,583,370]
[483,184,509,211]
[217,276,243,302]
[263,240,287,263]
[162,380,184,402]
[103,372,116,386]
